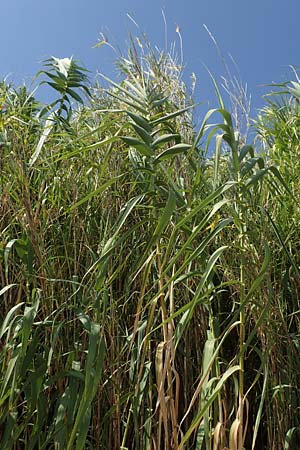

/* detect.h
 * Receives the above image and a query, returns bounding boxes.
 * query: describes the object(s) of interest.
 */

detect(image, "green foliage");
[39,56,91,116]
[0,38,299,450]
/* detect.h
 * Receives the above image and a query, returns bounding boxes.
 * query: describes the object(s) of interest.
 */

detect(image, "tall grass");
[0,36,299,450]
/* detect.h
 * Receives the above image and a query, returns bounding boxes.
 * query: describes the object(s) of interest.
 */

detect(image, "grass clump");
[0,34,299,450]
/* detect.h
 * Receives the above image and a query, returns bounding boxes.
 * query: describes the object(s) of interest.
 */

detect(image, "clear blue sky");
[1,0,299,115]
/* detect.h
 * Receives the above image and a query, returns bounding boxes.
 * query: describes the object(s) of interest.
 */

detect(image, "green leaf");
[239,144,254,162]
[179,365,240,449]
[150,105,194,126]
[131,123,153,146]
[245,245,270,301]
[241,157,264,177]
[154,143,191,163]
[152,190,177,241]
[121,136,153,157]
[65,87,84,104]
[67,322,105,450]
[100,74,148,110]
[0,302,24,339]
[245,168,269,187]
[284,427,299,450]
[127,111,152,132]
[152,133,180,148]
[68,175,123,212]
[175,246,227,345]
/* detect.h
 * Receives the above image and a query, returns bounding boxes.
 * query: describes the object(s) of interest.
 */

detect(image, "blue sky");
[1,0,299,116]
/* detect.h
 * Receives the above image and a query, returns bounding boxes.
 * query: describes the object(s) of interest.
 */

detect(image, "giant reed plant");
[0,34,299,450]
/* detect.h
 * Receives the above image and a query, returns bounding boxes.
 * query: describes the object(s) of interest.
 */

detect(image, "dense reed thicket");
[0,37,299,450]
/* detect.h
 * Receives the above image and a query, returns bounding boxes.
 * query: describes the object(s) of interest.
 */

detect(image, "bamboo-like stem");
[156,242,179,450]
[238,186,246,450]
